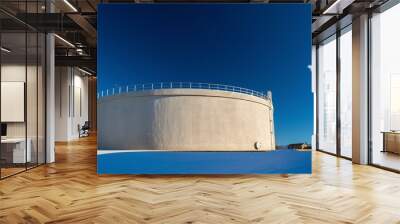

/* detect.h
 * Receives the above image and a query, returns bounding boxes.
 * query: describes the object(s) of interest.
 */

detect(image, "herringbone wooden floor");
[1,135,400,224]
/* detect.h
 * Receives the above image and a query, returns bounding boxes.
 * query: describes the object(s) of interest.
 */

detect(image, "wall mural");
[97,3,312,174]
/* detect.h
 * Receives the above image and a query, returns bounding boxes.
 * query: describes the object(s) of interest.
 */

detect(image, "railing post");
[106,89,109,96]
[152,83,154,89]
[119,87,122,94]
[161,83,163,89]
[189,82,192,88]
[101,90,104,97]
[112,88,115,95]
[126,85,129,92]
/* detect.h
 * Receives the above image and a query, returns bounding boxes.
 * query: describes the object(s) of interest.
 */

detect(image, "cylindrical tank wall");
[98,89,275,151]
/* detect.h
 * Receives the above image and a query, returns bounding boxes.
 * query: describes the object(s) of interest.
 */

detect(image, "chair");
[79,121,90,138]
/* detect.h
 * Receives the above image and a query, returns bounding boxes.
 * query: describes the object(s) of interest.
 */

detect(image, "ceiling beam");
[55,55,96,72]
[67,13,97,46]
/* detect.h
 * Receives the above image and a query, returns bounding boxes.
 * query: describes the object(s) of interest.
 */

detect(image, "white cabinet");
[1,138,32,163]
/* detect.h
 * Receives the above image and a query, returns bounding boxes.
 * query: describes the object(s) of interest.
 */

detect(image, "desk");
[1,138,31,163]
[382,131,400,154]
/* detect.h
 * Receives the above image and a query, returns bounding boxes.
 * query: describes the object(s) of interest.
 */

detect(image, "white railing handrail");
[98,82,270,100]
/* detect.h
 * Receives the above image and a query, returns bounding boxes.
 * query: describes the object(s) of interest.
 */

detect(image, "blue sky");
[98,4,312,146]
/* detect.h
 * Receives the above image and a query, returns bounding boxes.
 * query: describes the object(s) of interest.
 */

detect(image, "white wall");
[55,67,89,141]
[1,65,39,137]
[1,65,26,141]
[55,67,68,141]
[1,63,46,163]
[72,73,89,138]
[1,65,26,134]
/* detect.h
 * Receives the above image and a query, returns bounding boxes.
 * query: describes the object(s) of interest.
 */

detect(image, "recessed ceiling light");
[63,0,78,12]
[1,47,11,53]
[322,0,353,15]
[54,34,75,48]
[78,67,93,76]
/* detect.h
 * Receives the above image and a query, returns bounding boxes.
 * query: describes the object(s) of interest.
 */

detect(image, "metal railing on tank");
[98,82,270,100]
